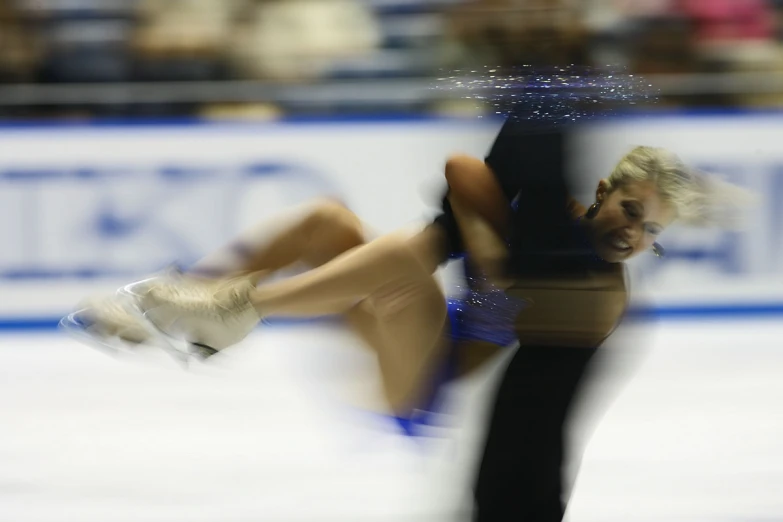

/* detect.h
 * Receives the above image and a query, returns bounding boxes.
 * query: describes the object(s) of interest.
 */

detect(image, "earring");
[652,242,665,257]
[585,202,601,219]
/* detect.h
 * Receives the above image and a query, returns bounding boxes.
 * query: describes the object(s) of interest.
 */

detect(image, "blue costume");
[391,256,529,436]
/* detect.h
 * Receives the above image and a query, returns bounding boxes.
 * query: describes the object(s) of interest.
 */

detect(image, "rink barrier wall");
[1,114,782,329]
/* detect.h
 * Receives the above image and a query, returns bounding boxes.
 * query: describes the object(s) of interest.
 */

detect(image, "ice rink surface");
[1,318,781,522]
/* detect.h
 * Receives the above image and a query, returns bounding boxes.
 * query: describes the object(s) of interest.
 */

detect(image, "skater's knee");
[309,198,350,220]
[309,200,363,242]
[302,200,365,265]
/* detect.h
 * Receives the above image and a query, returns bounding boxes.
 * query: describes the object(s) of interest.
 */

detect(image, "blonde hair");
[605,146,752,228]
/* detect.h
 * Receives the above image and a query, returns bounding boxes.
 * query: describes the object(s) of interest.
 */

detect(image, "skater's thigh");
[344,273,448,412]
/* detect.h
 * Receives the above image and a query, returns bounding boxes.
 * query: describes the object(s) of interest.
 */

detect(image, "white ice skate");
[59,291,194,367]
[124,270,262,353]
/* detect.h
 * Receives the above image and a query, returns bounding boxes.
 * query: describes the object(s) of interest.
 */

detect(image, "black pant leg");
[473,345,597,522]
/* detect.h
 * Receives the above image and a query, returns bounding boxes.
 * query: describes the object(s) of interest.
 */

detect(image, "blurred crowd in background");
[2,0,783,119]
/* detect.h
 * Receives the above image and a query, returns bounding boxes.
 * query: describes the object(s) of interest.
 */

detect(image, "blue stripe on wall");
[626,303,783,320]
[3,303,783,333]
[0,108,780,131]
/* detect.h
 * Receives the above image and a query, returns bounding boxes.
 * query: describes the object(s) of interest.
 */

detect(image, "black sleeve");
[483,103,571,206]
[484,128,586,283]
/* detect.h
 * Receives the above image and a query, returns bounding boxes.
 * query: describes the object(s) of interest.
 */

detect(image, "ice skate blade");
[59,309,194,369]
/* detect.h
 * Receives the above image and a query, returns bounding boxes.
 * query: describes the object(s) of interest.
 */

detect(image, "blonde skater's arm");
[447,193,512,288]
[444,155,511,238]
[443,155,513,287]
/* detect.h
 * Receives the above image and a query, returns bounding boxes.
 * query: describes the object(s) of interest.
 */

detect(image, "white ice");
[0,319,781,522]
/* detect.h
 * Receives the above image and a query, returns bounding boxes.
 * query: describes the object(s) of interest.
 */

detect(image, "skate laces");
[150,276,253,321]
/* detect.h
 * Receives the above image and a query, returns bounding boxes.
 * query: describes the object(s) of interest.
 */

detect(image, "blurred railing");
[1,72,783,111]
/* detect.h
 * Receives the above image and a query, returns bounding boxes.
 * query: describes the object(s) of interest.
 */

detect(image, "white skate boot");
[125,270,261,353]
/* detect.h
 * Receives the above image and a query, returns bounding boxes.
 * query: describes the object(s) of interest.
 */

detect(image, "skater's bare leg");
[190,199,366,277]
[248,225,448,318]
[344,278,448,415]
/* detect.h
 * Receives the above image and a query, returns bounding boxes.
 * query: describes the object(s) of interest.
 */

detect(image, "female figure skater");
[69,106,587,419]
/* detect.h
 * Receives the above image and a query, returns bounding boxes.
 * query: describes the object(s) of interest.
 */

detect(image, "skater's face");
[586,179,676,263]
